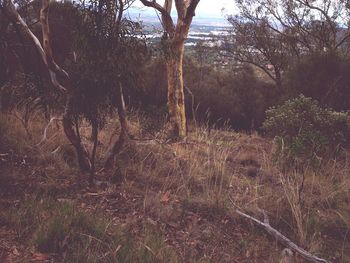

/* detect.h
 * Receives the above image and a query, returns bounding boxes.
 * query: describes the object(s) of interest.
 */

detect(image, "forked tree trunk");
[140,0,200,140]
[7,0,93,175]
[166,42,187,138]
[104,82,129,170]
[63,98,91,172]
[3,0,132,176]
[43,0,92,173]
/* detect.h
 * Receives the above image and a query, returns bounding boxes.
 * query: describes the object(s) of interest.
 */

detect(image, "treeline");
[2,0,350,133]
[141,0,350,132]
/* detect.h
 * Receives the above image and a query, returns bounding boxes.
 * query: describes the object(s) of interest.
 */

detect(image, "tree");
[225,0,350,88]
[1,0,147,184]
[71,0,147,171]
[140,0,200,139]
[1,0,94,176]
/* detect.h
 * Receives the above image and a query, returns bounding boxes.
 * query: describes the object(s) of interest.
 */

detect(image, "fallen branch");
[229,199,332,263]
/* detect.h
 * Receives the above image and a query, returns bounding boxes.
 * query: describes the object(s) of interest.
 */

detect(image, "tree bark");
[2,0,91,172]
[166,42,187,138]
[89,119,98,185]
[140,0,200,140]
[63,98,91,172]
[104,82,129,170]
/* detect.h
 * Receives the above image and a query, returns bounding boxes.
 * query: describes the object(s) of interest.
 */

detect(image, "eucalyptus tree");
[226,0,350,88]
[0,0,147,184]
[140,0,201,139]
[72,0,148,171]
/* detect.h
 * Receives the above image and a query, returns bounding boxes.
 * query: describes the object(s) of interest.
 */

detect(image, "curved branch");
[40,0,69,89]
[229,195,332,263]
[2,0,67,92]
[140,0,175,35]
[184,0,200,25]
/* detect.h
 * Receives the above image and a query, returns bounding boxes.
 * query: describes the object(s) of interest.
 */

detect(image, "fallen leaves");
[31,252,51,262]
[160,190,171,204]
[12,247,20,256]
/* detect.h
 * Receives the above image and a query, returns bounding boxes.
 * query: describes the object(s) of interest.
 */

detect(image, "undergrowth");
[1,112,350,262]
[1,196,178,263]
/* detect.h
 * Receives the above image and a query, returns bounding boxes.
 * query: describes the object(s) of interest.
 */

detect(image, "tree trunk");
[275,67,283,89]
[140,0,200,140]
[166,42,187,139]
[89,119,98,186]
[63,98,91,172]
[104,82,129,170]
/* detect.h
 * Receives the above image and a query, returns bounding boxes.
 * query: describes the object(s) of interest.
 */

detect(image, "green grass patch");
[1,195,179,262]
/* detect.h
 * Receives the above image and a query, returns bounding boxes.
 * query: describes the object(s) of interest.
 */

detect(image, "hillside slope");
[0,114,349,263]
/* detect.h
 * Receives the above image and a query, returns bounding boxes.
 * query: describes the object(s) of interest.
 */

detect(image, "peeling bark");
[166,43,186,138]
[140,0,200,139]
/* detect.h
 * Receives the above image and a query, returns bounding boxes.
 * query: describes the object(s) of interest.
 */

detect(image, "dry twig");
[229,197,332,263]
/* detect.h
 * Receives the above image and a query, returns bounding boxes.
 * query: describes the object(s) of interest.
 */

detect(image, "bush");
[140,57,278,131]
[263,95,350,160]
[0,114,28,153]
[286,52,350,110]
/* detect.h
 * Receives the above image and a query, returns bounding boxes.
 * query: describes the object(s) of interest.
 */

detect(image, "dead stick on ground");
[229,198,332,263]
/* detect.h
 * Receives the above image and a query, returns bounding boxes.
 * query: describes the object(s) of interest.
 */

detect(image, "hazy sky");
[193,0,236,18]
[132,0,236,18]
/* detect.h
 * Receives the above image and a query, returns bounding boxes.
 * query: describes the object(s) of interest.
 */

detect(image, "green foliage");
[69,0,149,127]
[286,52,350,110]
[263,95,350,160]
[1,197,44,239]
[141,57,277,130]
[34,202,132,262]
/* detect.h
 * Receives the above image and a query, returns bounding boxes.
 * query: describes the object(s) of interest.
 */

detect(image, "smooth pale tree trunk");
[166,42,186,138]
[42,0,92,173]
[140,0,200,140]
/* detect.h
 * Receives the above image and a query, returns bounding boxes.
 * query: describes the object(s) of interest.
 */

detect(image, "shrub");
[263,95,350,161]
[286,52,350,110]
[0,114,28,153]
[138,56,278,131]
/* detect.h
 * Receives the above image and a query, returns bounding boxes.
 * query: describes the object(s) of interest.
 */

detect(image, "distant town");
[128,10,231,47]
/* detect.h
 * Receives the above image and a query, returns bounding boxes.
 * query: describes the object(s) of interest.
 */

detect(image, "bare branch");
[40,0,69,92]
[116,0,124,26]
[2,0,67,92]
[229,199,333,263]
[184,0,200,25]
[140,0,175,35]
[174,0,185,19]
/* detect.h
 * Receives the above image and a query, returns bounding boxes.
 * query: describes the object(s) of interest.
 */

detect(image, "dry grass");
[1,111,350,262]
